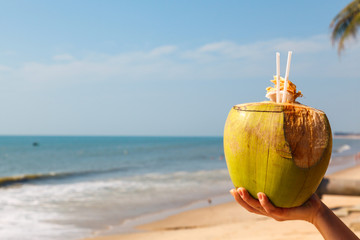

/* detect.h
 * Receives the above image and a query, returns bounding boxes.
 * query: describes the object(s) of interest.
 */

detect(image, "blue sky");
[0,0,358,136]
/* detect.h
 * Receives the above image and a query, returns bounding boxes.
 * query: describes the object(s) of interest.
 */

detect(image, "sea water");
[0,136,359,240]
[0,136,230,240]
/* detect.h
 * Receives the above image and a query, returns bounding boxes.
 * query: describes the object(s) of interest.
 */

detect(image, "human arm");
[230,188,359,240]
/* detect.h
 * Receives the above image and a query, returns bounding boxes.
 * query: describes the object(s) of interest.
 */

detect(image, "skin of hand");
[230,187,321,223]
[230,187,360,240]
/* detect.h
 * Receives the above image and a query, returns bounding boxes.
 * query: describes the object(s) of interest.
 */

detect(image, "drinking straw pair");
[275,51,292,103]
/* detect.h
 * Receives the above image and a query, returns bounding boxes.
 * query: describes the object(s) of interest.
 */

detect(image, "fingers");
[239,188,263,210]
[232,189,315,222]
[230,188,264,215]
[258,192,285,221]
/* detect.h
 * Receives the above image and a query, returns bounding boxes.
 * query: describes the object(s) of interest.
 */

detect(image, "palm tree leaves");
[330,0,360,54]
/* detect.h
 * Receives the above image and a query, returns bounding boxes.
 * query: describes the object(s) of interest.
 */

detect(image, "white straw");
[276,52,280,103]
[282,51,292,103]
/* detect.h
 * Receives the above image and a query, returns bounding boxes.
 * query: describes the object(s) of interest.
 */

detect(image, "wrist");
[310,201,328,226]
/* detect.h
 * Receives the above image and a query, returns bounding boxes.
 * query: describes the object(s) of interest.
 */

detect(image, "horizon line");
[0,134,223,138]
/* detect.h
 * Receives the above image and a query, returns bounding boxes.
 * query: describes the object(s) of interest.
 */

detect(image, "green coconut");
[223,101,332,208]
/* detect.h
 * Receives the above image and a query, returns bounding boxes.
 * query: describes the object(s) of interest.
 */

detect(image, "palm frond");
[330,0,360,54]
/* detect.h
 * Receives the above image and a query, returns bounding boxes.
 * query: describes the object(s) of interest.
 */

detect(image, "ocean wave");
[0,167,129,188]
[0,167,231,240]
[335,144,351,153]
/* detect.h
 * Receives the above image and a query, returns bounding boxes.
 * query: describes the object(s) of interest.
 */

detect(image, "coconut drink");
[223,52,332,208]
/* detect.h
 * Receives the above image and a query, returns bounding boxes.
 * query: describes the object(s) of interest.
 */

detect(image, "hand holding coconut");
[223,52,332,208]
[230,189,359,240]
[224,52,359,239]
[230,188,321,223]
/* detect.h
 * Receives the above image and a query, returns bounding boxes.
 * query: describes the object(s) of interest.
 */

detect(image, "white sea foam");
[0,168,231,240]
[335,144,351,153]
[0,185,92,240]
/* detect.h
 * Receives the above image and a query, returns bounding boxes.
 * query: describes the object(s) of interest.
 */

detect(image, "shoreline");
[333,135,360,140]
[91,194,233,237]
[82,155,354,238]
[82,161,360,240]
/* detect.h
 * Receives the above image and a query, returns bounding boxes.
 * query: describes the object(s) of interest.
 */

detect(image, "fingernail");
[229,189,234,195]
[238,189,244,198]
[257,193,263,201]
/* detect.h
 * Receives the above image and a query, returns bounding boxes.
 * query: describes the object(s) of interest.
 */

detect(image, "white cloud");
[52,54,75,61]
[198,41,234,53]
[1,34,359,87]
[273,35,330,53]
[149,45,177,56]
[0,65,12,72]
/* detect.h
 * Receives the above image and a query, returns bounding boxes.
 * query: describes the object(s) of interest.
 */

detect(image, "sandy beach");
[83,164,360,240]
[334,134,360,140]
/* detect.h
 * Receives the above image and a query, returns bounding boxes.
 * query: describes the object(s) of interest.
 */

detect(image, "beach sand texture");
[83,165,360,240]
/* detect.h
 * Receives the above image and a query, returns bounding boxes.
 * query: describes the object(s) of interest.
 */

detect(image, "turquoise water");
[0,136,359,240]
[0,136,225,179]
[0,136,230,240]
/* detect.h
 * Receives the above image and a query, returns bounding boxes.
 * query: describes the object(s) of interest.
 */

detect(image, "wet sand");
[83,165,360,240]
